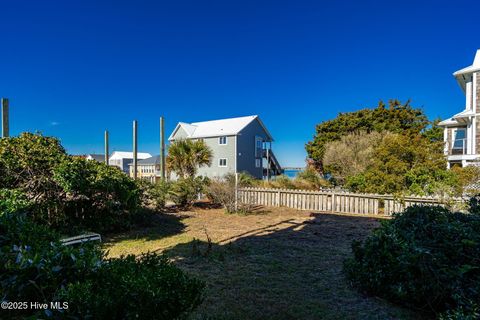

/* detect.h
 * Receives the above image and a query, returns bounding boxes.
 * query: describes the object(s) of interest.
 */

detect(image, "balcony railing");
[447,138,469,155]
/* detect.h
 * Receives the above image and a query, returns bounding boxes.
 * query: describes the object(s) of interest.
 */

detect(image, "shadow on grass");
[104,208,191,242]
[161,212,416,320]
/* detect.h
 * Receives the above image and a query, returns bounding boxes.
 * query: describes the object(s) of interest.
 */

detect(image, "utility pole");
[104,130,109,165]
[160,116,166,180]
[1,98,9,138]
[133,120,138,180]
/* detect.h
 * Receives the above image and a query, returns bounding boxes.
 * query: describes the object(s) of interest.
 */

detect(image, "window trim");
[219,136,227,145]
[255,136,263,158]
[218,158,227,167]
[452,127,467,150]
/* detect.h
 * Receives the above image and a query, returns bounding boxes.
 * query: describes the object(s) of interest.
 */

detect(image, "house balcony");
[447,138,468,156]
[445,138,480,165]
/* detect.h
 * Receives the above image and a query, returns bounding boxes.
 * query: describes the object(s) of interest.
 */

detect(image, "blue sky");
[1,0,478,166]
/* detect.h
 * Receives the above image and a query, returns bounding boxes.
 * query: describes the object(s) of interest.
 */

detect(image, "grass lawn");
[104,206,419,320]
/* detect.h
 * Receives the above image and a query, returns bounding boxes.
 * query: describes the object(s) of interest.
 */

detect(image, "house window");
[452,128,466,151]
[255,136,263,157]
[219,136,227,145]
[255,159,262,168]
[219,158,227,167]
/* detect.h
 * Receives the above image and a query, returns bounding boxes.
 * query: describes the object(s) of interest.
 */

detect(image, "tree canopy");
[306,99,477,196]
[306,100,431,171]
[344,133,453,195]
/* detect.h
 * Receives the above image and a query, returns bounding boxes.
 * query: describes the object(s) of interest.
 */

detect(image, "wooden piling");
[104,130,109,164]
[133,120,138,180]
[1,98,9,138]
[160,117,166,180]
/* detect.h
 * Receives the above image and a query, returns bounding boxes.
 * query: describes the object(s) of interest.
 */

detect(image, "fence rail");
[238,187,464,215]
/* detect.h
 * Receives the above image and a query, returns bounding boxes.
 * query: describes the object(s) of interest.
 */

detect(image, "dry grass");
[104,206,420,320]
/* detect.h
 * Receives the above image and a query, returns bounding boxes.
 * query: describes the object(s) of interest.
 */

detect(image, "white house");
[85,154,105,162]
[439,49,480,168]
[109,151,152,173]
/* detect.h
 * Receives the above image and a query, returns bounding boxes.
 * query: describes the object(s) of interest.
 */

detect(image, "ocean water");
[283,169,301,179]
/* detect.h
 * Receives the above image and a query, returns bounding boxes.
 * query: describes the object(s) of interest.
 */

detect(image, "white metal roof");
[438,109,475,127]
[453,109,475,119]
[453,49,480,91]
[438,118,458,127]
[109,151,152,160]
[169,115,273,141]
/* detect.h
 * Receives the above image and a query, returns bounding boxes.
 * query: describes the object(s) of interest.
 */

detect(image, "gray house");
[168,115,282,179]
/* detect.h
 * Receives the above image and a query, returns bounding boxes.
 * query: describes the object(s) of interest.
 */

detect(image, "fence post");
[331,193,336,212]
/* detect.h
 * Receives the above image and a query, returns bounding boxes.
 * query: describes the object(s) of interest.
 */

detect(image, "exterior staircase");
[263,149,283,177]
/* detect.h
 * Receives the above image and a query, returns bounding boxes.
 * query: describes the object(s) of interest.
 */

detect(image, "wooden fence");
[238,187,464,215]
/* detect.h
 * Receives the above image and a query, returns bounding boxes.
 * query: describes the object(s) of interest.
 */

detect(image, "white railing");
[238,187,464,215]
[447,138,474,155]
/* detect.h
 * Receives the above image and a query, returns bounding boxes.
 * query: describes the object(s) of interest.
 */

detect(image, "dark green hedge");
[344,205,480,318]
[0,213,204,319]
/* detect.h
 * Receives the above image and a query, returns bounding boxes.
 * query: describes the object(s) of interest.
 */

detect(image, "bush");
[294,167,330,189]
[0,213,103,318]
[344,205,480,317]
[53,157,141,231]
[137,179,171,210]
[0,213,204,319]
[169,176,209,208]
[0,133,143,232]
[61,253,204,320]
[206,174,254,214]
[0,189,32,215]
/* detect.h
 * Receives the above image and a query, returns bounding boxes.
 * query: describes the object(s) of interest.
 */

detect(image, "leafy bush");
[343,133,453,196]
[1,213,204,319]
[61,253,204,320]
[0,189,32,215]
[53,157,141,231]
[0,133,142,232]
[137,179,171,210]
[344,205,480,317]
[0,213,103,318]
[468,193,480,215]
[169,176,209,208]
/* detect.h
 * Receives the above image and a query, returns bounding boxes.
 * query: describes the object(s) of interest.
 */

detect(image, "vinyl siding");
[196,135,236,178]
[237,119,270,179]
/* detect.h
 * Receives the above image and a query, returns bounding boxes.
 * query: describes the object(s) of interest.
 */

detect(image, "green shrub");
[0,189,32,215]
[61,253,204,320]
[1,213,204,319]
[0,213,103,318]
[169,176,209,208]
[53,157,141,231]
[344,205,480,317]
[137,179,171,210]
[468,194,480,215]
[0,133,143,232]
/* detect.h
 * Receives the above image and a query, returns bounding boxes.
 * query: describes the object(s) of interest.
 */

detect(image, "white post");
[235,172,239,212]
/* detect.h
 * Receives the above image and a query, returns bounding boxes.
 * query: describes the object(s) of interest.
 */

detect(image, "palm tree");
[166,139,213,178]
